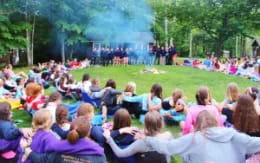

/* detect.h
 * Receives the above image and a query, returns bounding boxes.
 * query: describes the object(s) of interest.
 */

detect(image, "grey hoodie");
[146,127,260,163]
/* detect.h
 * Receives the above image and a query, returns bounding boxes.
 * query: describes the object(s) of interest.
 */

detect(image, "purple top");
[0,137,21,151]
[19,130,104,163]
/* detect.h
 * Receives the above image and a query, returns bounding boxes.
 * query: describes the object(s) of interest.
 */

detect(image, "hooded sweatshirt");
[146,127,260,163]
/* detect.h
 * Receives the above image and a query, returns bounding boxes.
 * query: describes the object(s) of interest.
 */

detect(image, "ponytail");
[67,129,79,144]
[196,87,209,106]
[67,116,90,144]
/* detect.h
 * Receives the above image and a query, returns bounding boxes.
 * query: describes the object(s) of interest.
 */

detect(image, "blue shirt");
[124,94,162,111]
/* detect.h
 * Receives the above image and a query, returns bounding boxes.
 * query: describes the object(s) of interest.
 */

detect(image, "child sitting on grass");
[51,104,70,139]
[0,102,32,140]
[105,109,138,163]
[25,83,46,115]
[89,78,110,99]
[101,79,122,122]
[221,82,240,124]
[104,111,172,163]
[76,103,105,146]
[182,86,223,135]
[161,89,187,126]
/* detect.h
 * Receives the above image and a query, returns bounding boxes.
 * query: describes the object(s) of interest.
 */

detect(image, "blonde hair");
[91,78,99,86]
[32,109,52,131]
[76,103,94,120]
[195,110,218,132]
[226,83,239,103]
[124,82,136,94]
[144,111,164,136]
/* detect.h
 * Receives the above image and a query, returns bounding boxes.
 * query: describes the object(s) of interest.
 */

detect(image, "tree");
[0,1,27,57]
[174,0,259,56]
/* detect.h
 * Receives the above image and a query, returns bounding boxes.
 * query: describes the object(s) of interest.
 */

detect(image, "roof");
[252,39,260,47]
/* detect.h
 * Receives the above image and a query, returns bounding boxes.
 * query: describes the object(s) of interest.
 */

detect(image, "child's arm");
[147,94,162,111]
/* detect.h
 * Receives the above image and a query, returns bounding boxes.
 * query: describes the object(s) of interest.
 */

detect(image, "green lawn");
[12,65,259,163]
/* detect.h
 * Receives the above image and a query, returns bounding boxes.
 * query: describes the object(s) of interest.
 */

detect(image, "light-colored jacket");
[146,127,260,163]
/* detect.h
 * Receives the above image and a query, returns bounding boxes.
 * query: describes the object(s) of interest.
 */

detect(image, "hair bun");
[67,129,79,144]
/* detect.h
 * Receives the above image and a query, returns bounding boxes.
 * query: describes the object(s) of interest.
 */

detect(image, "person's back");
[182,105,222,134]
[147,111,260,163]
[28,150,107,163]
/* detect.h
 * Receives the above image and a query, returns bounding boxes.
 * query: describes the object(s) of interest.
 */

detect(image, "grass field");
[12,65,259,163]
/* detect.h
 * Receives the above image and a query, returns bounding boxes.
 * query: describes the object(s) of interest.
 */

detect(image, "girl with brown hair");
[104,111,172,163]
[233,94,260,137]
[182,86,223,135]
[0,102,32,140]
[51,104,70,139]
[101,79,122,121]
[106,109,138,163]
[244,87,260,114]
[42,92,62,122]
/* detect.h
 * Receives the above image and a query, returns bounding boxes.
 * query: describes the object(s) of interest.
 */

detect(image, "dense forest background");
[0,0,259,65]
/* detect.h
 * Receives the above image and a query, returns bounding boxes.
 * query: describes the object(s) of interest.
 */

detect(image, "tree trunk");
[216,37,223,57]
[241,37,246,57]
[61,38,65,64]
[25,13,33,66]
[31,15,36,65]
[189,31,193,58]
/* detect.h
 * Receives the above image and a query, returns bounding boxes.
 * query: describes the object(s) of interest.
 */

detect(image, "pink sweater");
[182,105,223,135]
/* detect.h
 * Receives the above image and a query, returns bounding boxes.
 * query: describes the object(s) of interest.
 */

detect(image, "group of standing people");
[91,45,178,66]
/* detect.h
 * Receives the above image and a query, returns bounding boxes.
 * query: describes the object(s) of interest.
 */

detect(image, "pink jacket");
[182,105,223,135]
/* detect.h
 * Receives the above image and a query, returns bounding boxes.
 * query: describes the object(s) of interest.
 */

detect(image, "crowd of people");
[90,46,178,66]
[90,46,260,82]
[180,56,260,82]
[0,59,260,163]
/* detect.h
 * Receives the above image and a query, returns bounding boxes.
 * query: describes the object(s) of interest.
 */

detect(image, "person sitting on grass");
[103,111,172,163]
[42,92,62,122]
[182,86,223,135]
[243,87,260,113]
[120,82,140,118]
[76,103,105,146]
[25,83,46,115]
[0,102,32,140]
[105,109,138,163]
[101,79,122,122]
[79,73,91,94]
[0,79,11,100]
[160,88,187,126]
[233,94,260,137]
[123,84,163,121]
[51,104,70,139]
[18,109,58,163]
[21,116,106,163]
[146,110,260,163]
[89,78,110,99]
[221,82,240,124]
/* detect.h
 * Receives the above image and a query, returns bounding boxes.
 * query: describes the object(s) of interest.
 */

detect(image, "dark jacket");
[107,130,137,163]
[121,94,141,115]
[0,120,21,140]
[51,123,69,139]
[28,152,107,163]
[102,89,122,107]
